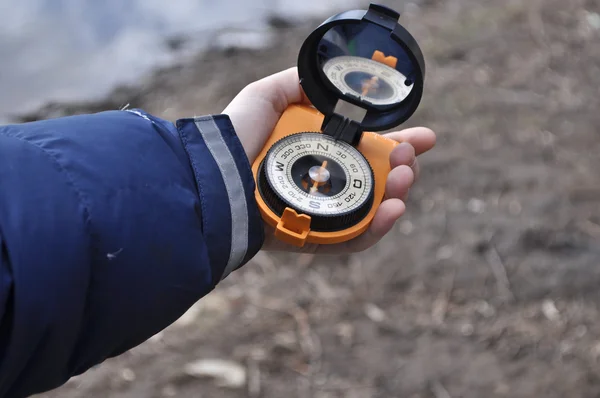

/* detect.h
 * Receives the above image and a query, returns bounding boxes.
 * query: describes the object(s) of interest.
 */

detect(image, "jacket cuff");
[175,114,265,284]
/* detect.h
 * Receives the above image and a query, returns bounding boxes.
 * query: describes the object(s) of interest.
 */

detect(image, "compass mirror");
[316,20,417,110]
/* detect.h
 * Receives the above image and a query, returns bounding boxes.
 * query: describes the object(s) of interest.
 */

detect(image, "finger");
[383,127,436,156]
[225,67,310,120]
[389,142,415,169]
[250,67,311,114]
[389,142,420,181]
[369,198,406,237]
[385,165,414,201]
[314,198,406,254]
[411,157,420,183]
[346,198,406,252]
[222,67,310,163]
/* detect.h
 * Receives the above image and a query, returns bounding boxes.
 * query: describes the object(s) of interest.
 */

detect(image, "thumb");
[222,67,310,163]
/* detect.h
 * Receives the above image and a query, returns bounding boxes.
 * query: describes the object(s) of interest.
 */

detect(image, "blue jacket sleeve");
[0,109,265,397]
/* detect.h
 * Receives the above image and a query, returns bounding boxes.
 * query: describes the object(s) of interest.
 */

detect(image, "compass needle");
[361,76,379,96]
[309,160,329,193]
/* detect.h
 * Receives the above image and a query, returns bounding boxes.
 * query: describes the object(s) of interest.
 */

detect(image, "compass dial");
[257,132,375,232]
[322,56,413,106]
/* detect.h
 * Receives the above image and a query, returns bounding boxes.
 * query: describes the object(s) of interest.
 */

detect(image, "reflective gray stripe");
[194,116,248,280]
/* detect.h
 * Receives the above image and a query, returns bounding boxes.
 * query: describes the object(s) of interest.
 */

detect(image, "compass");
[251,3,425,247]
[257,132,374,231]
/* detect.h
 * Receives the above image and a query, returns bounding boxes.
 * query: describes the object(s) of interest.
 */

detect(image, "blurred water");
[0,0,361,121]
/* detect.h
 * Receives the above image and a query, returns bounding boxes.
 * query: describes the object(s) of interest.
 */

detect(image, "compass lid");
[298,3,425,139]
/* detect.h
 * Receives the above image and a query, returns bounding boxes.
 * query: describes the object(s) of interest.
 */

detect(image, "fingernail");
[402,189,410,202]
[398,142,416,157]
[392,142,415,165]
[397,142,412,151]
[409,157,417,169]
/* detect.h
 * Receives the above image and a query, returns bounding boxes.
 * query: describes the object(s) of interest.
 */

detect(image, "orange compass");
[252,3,425,247]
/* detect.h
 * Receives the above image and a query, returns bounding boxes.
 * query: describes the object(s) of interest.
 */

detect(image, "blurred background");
[4,0,597,396]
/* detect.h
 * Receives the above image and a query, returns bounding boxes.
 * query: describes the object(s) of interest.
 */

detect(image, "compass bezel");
[257,132,376,232]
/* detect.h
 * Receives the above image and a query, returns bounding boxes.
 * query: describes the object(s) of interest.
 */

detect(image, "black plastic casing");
[297,3,425,145]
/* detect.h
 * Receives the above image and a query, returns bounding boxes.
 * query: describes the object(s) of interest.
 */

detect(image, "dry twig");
[527,0,549,48]
[247,357,261,398]
[578,220,600,239]
[435,209,449,248]
[249,296,323,397]
[432,266,456,325]
[431,380,452,398]
[485,244,515,302]
[251,251,278,275]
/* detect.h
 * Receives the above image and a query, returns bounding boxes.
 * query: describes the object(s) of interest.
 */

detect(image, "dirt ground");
[28,0,600,397]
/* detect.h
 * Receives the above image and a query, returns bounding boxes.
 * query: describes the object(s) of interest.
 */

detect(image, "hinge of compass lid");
[322,99,368,147]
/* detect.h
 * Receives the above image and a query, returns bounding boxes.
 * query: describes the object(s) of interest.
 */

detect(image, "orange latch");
[371,50,398,69]
[275,207,312,247]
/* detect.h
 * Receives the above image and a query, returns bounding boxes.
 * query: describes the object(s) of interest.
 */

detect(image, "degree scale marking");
[265,133,373,216]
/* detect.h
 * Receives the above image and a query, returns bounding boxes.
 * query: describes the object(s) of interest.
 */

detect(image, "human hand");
[222,67,436,253]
